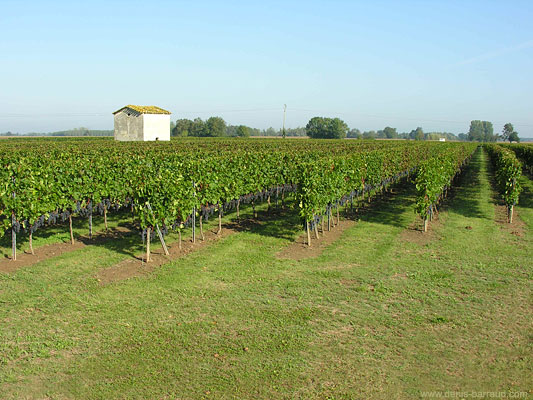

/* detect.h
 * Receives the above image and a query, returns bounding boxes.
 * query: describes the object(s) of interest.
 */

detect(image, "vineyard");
[1,138,480,260]
[1,137,532,399]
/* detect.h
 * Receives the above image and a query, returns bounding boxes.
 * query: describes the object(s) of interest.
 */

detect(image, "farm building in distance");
[113,105,171,141]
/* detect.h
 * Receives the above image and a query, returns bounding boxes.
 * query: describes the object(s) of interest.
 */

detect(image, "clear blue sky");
[1,0,532,136]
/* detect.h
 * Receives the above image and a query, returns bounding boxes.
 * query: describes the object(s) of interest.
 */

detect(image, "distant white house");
[439,138,446,142]
[113,105,171,141]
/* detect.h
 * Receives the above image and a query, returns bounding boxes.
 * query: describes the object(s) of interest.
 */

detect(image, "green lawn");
[1,148,531,399]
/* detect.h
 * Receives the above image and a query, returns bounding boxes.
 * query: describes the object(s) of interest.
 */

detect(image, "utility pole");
[282,104,287,139]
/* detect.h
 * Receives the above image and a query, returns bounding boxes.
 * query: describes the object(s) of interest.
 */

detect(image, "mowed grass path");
[0,148,531,399]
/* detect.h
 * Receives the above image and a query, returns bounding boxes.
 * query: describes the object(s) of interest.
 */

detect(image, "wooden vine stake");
[217,205,222,234]
[146,227,152,262]
[306,221,311,247]
[199,213,205,240]
[89,212,93,239]
[69,214,74,245]
[509,205,514,224]
[423,217,428,233]
[11,188,16,261]
[104,205,108,231]
[146,203,169,255]
[29,230,34,255]
[321,215,325,234]
[11,212,16,261]
[236,199,240,221]
[192,207,196,244]
[314,221,319,239]
[178,229,182,250]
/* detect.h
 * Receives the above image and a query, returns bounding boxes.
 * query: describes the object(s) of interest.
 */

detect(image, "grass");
[0,148,531,399]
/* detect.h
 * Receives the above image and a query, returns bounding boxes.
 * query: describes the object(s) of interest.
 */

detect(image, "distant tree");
[236,125,250,137]
[468,120,483,141]
[468,120,495,142]
[347,128,362,139]
[458,133,468,141]
[285,127,307,136]
[264,127,277,137]
[328,118,348,139]
[306,117,326,139]
[189,118,207,137]
[172,119,193,137]
[509,131,520,143]
[206,116,227,137]
[409,127,424,141]
[383,126,398,139]
[501,123,519,143]
[362,130,377,139]
[483,121,496,142]
[306,117,348,139]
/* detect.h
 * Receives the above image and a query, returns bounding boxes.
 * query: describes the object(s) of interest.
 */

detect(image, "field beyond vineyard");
[0,139,532,399]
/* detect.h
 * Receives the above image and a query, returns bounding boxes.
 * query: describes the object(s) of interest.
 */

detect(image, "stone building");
[113,105,171,141]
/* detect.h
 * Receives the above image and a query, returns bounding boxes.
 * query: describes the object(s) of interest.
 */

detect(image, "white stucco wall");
[143,114,171,141]
[114,111,143,141]
[114,110,170,141]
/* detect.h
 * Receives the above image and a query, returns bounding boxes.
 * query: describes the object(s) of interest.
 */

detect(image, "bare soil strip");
[0,227,132,274]
[494,203,526,237]
[96,219,258,285]
[400,216,442,246]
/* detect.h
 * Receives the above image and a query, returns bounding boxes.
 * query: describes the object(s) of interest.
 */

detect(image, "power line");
[0,108,531,128]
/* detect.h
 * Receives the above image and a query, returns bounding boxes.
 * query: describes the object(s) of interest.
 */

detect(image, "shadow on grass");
[76,229,142,259]
[0,210,142,259]
[0,178,435,261]
[518,173,533,210]
[223,205,302,241]
[439,147,488,220]
[352,182,415,228]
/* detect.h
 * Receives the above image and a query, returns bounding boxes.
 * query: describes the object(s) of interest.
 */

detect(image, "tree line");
[0,128,113,137]
[171,117,260,138]
[1,118,520,142]
[464,121,520,143]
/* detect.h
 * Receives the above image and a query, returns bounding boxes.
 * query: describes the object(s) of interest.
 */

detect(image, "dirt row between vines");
[0,226,132,273]
[96,223,238,285]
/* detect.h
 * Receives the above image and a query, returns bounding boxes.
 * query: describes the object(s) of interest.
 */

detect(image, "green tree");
[264,127,277,137]
[509,131,520,143]
[468,120,495,142]
[305,117,348,139]
[347,128,362,138]
[468,120,483,141]
[172,119,193,137]
[362,130,377,139]
[409,127,424,140]
[328,118,348,139]
[306,117,326,139]
[383,126,398,139]
[236,125,250,137]
[206,116,227,137]
[482,121,495,142]
[501,123,518,143]
[190,118,207,137]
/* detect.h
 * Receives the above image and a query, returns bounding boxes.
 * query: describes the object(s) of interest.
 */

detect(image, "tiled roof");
[113,105,171,115]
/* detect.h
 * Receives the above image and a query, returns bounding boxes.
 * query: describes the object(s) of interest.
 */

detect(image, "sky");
[1,0,532,136]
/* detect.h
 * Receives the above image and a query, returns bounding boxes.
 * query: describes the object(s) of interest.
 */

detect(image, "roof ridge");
[112,105,171,115]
